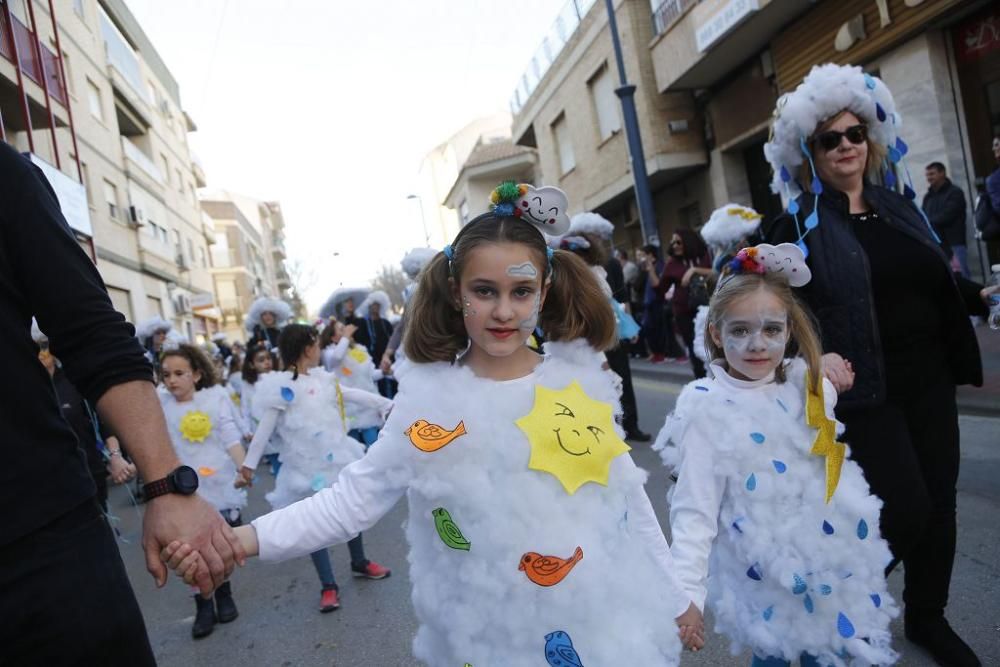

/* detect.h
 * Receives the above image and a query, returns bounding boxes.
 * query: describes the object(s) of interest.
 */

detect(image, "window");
[199,246,207,268]
[80,162,93,207]
[103,180,118,219]
[161,154,170,184]
[106,286,132,321]
[146,296,163,319]
[62,51,74,95]
[187,238,195,262]
[176,169,183,193]
[552,113,575,175]
[86,79,102,120]
[159,226,167,244]
[73,0,85,19]
[459,199,470,226]
[589,63,621,141]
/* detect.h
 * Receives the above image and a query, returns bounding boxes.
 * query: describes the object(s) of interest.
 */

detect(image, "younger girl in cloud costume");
[655,244,898,667]
[164,182,702,665]
[320,319,385,447]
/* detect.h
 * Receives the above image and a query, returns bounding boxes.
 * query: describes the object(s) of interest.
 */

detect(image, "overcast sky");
[123,0,565,312]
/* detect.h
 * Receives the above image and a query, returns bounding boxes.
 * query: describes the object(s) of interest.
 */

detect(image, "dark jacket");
[248,325,281,350]
[921,178,967,247]
[762,182,982,409]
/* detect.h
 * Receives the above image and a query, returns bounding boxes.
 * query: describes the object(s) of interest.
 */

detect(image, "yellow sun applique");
[348,347,369,364]
[179,410,213,443]
[516,381,630,494]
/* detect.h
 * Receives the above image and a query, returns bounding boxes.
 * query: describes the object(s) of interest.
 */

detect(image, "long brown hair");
[405,213,617,363]
[705,271,822,391]
[161,344,218,390]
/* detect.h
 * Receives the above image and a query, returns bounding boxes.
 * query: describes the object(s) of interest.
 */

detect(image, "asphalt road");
[113,377,1000,666]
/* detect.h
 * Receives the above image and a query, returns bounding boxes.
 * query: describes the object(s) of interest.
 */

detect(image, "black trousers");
[605,345,640,434]
[674,310,707,379]
[0,500,156,666]
[839,377,960,617]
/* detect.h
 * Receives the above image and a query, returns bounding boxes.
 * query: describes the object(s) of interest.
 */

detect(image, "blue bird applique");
[544,630,584,666]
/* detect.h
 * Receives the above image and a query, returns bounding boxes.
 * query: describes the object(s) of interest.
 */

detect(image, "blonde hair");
[405,214,617,363]
[800,110,888,193]
[705,271,822,391]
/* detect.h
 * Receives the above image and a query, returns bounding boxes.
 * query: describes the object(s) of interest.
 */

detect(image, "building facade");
[200,190,292,342]
[444,138,538,223]
[0,0,220,339]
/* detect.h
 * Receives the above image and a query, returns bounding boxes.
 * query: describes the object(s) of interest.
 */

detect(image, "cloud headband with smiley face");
[489,181,571,237]
[724,243,812,288]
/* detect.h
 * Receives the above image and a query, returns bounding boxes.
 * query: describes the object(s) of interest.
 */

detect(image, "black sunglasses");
[670,239,683,246]
[814,124,868,152]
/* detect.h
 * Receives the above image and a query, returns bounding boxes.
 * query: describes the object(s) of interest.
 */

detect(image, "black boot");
[215,581,239,623]
[904,613,981,667]
[192,594,216,639]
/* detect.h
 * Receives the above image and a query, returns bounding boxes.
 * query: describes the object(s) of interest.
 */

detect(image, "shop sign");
[955,10,1000,63]
[695,0,759,53]
[28,154,93,238]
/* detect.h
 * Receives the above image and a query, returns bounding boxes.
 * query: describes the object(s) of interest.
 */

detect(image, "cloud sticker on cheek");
[507,263,538,279]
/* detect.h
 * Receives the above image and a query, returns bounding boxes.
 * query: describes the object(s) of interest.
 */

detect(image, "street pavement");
[113,376,1000,666]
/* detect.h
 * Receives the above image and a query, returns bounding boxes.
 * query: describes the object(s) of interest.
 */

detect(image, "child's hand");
[162,540,203,586]
[679,625,705,651]
[675,602,705,651]
[821,352,854,393]
[238,466,254,488]
[234,473,249,489]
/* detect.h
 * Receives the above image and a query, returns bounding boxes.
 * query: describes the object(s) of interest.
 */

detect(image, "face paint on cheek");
[518,291,541,331]
[507,263,538,279]
[462,297,476,319]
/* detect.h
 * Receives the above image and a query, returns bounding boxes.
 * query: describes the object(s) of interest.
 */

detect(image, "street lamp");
[406,194,431,247]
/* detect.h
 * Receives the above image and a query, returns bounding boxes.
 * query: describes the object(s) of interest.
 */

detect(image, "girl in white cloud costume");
[319,318,385,448]
[157,344,246,639]
[164,182,703,665]
[655,245,898,667]
[239,324,394,612]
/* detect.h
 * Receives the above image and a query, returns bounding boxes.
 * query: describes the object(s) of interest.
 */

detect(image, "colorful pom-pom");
[822,520,835,535]
[857,519,869,540]
[493,202,516,217]
[493,180,522,203]
[281,387,295,402]
[837,612,856,638]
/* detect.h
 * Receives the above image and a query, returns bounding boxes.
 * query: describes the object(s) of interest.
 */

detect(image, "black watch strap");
[143,476,171,500]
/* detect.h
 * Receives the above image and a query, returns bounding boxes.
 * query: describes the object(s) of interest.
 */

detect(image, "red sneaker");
[351,561,391,580]
[319,588,340,613]
[648,354,666,363]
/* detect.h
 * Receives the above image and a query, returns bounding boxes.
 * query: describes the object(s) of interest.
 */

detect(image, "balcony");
[99,8,153,127]
[121,136,164,185]
[271,230,286,258]
[652,0,698,37]
[0,11,68,108]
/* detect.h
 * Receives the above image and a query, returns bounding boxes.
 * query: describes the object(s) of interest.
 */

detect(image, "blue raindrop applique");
[864,73,877,90]
[750,432,766,444]
[876,103,887,123]
[804,594,814,614]
[822,520,835,535]
[857,519,869,540]
[811,177,824,194]
[837,612,856,638]
[731,518,744,534]
[870,593,882,608]
[772,460,787,474]
[776,398,789,413]
[885,168,897,188]
[694,385,709,392]
[788,199,800,215]
[746,473,757,491]
[311,474,327,492]
[804,211,819,230]
[326,452,334,463]
[792,574,807,595]
[281,387,295,402]
[780,165,792,183]
[797,240,810,259]
[763,606,774,621]
[747,563,763,581]
[820,584,833,596]
[904,184,917,200]
[895,136,908,156]
[888,146,902,164]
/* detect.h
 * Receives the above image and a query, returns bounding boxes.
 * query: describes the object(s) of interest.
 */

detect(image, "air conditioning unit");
[174,293,192,314]
[128,205,145,227]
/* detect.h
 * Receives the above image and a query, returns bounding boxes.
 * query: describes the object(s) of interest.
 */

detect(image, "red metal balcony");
[0,9,67,107]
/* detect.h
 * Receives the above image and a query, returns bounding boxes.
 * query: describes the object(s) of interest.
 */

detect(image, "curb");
[629,362,999,419]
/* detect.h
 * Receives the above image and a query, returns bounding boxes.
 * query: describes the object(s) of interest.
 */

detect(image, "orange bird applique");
[518,546,584,587]
[406,419,467,452]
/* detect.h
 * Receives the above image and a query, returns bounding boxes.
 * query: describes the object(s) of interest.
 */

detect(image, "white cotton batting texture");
[763,63,899,198]
[700,204,763,250]
[333,347,384,430]
[655,359,898,666]
[253,369,366,509]
[374,340,687,665]
[160,385,246,511]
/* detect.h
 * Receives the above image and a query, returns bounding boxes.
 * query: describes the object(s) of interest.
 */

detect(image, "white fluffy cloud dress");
[252,341,689,665]
[655,359,898,666]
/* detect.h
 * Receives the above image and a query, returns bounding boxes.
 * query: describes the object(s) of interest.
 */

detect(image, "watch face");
[172,466,200,494]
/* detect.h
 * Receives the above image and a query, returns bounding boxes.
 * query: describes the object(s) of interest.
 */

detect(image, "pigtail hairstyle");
[705,270,823,391]
[405,212,617,363]
[278,323,319,380]
[161,344,218,389]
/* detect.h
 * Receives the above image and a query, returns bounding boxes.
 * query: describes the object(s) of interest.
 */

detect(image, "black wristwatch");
[143,465,199,500]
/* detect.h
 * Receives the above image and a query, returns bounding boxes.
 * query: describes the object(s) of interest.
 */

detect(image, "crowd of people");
[6,62,999,667]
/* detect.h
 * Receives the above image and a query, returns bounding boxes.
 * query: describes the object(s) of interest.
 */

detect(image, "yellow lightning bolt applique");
[516,381,630,495]
[806,377,844,504]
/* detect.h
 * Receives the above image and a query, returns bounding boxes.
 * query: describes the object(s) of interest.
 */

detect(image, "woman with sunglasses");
[761,64,982,667]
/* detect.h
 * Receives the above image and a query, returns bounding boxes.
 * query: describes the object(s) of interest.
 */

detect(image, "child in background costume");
[240,342,280,474]
[164,182,705,665]
[158,344,247,639]
[320,319,385,448]
[655,244,898,667]
[239,324,393,613]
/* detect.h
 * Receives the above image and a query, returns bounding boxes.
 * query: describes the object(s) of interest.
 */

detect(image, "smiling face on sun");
[552,401,604,457]
[452,242,548,360]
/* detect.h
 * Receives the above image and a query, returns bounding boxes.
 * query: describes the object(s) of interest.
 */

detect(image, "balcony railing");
[99,8,152,105]
[652,0,699,37]
[121,137,164,184]
[509,0,598,115]
[0,11,68,106]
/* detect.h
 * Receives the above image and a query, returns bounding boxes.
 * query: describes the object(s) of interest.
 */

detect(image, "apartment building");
[0,0,220,338]
[510,0,706,251]
[444,138,538,223]
[200,190,292,342]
